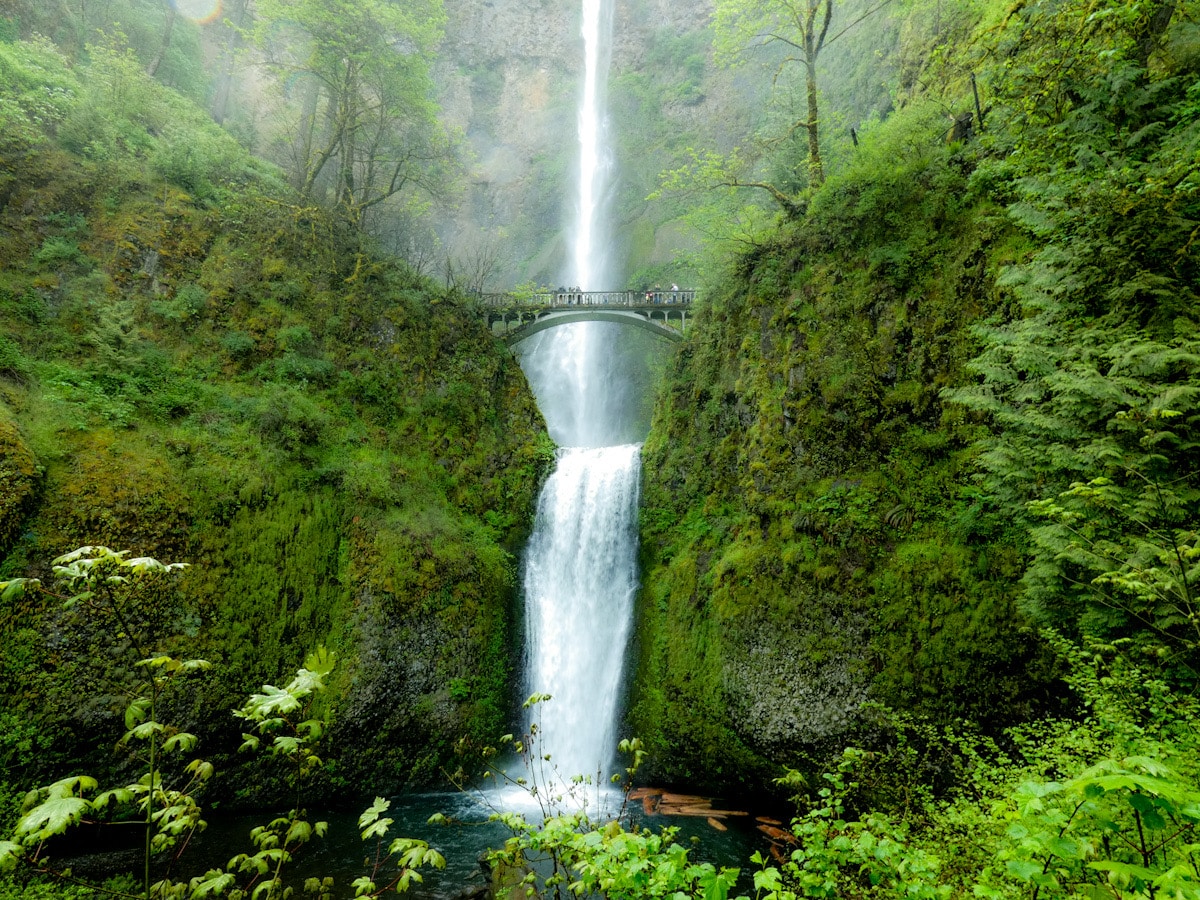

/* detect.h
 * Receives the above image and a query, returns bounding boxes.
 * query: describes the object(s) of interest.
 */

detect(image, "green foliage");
[982,756,1200,900]
[0,22,545,808]
[0,414,39,554]
[251,0,457,229]
[219,331,256,360]
[752,751,949,900]
[744,640,1200,900]
[1,551,445,900]
[634,0,1200,792]
[353,798,445,897]
[149,284,206,323]
[0,548,210,897]
[0,37,74,154]
[947,0,1200,683]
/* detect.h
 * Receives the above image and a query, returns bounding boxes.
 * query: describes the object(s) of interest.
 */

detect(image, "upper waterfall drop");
[571,0,615,292]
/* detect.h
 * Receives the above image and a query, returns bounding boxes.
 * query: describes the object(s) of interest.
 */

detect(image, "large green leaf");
[16,796,91,841]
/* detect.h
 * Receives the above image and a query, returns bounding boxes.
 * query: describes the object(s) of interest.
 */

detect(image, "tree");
[209,0,250,125]
[144,1,175,78]
[253,0,457,230]
[655,146,807,220]
[713,0,834,188]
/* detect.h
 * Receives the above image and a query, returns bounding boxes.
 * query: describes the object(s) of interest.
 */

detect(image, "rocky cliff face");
[435,0,575,286]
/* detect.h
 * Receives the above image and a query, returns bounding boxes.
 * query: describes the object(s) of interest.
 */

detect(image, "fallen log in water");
[633,789,750,822]
[628,788,664,801]
[757,824,797,842]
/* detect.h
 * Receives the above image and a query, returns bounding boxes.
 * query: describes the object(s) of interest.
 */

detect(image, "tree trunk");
[336,62,359,220]
[145,2,176,78]
[1133,0,1177,70]
[293,80,321,192]
[211,0,250,125]
[797,0,831,188]
[804,57,824,186]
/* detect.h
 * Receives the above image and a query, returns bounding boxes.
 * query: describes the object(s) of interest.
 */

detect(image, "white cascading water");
[521,444,640,783]
[571,0,615,293]
[515,0,638,793]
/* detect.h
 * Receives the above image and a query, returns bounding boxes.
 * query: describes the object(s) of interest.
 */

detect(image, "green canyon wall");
[627,0,1200,792]
[628,148,1053,791]
[0,39,549,799]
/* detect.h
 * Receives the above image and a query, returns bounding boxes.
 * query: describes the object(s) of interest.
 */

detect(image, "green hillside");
[0,36,549,801]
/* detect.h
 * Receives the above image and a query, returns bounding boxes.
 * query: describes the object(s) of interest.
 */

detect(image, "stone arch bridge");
[480,289,693,344]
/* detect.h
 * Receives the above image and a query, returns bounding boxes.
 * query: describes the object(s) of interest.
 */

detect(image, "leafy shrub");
[220,330,255,359]
[0,336,27,381]
[32,237,88,269]
[277,324,315,353]
[276,352,334,385]
[149,122,243,200]
[253,387,329,451]
[0,37,75,148]
[149,283,206,321]
[0,286,44,325]
[38,363,137,428]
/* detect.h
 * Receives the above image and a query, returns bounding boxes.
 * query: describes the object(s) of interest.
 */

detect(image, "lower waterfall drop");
[522,443,640,785]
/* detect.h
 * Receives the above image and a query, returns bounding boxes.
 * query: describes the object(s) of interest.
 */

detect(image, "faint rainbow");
[171,0,222,26]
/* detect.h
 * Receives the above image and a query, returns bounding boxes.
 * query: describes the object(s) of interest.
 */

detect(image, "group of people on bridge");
[550,285,689,306]
[479,286,694,309]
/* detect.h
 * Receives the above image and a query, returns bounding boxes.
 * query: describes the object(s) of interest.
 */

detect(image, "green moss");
[630,140,1057,792]
[0,409,38,554]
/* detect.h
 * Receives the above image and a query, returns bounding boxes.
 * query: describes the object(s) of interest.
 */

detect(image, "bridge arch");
[503,310,684,344]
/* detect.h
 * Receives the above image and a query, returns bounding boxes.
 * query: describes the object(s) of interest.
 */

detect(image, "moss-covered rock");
[0,408,39,556]
[630,146,1058,794]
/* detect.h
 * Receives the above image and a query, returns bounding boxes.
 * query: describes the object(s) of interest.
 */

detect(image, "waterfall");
[518,321,642,787]
[514,0,636,794]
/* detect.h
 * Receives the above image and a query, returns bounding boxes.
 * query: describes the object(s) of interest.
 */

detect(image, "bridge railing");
[479,288,694,308]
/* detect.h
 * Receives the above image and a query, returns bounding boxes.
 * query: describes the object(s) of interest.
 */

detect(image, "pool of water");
[174,786,772,898]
